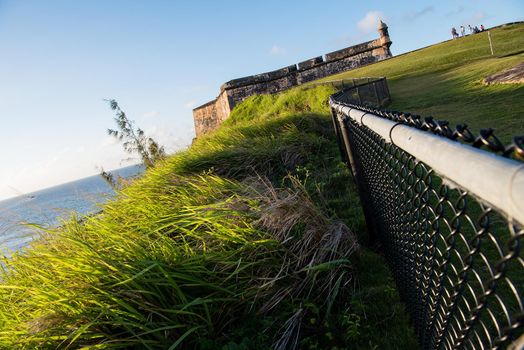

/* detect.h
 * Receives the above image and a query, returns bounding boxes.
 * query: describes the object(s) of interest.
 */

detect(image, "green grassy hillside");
[0,87,417,349]
[320,23,524,143]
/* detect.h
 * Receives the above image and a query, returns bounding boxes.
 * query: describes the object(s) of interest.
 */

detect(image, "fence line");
[308,77,391,107]
[329,80,524,349]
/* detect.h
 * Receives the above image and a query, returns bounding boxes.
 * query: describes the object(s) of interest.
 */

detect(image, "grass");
[0,85,418,349]
[318,23,524,143]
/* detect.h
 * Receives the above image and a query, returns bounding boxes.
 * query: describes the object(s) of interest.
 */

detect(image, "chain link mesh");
[330,82,524,349]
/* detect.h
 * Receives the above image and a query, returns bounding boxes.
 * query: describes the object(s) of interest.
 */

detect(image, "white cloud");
[142,110,159,119]
[357,11,384,34]
[446,6,464,17]
[461,11,490,26]
[144,125,176,152]
[101,135,119,147]
[180,85,210,93]
[473,11,487,21]
[145,124,194,153]
[184,100,197,109]
[403,6,434,21]
[269,45,285,55]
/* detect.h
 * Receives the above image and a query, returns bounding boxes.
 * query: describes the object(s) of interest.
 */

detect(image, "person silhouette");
[451,27,459,39]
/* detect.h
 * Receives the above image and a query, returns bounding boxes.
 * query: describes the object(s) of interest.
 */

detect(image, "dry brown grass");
[243,175,359,348]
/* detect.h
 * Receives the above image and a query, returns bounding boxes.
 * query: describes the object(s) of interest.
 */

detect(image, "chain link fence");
[329,80,524,350]
[308,77,391,107]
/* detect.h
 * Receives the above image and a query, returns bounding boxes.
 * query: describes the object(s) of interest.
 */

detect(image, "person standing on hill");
[451,27,459,39]
[460,25,465,37]
[480,24,485,31]
[468,24,473,34]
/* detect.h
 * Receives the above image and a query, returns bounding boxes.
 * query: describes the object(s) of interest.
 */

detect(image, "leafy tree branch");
[105,99,166,168]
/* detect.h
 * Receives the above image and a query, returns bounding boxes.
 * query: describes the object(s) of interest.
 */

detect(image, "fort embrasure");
[193,21,392,136]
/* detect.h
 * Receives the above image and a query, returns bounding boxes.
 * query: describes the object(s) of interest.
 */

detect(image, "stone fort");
[193,21,392,137]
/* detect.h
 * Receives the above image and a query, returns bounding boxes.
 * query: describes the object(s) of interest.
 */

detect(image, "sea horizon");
[0,163,143,203]
[0,164,144,255]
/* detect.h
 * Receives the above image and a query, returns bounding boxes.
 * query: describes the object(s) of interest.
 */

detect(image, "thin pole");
[373,81,380,107]
[488,31,494,56]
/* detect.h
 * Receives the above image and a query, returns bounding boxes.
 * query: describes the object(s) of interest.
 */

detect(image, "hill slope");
[320,22,524,142]
[0,86,418,349]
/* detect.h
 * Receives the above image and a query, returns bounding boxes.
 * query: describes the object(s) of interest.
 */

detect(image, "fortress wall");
[215,90,232,124]
[193,90,232,137]
[224,70,298,108]
[297,56,323,70]
[221,65,298,90]
[193,99,218,137]
[324,40,377,62]
[193,22,392,136]
[296,38,390,84]
[324,48,381,75]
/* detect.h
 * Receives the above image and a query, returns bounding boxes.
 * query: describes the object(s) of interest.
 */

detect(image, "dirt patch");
[483,62,524,85]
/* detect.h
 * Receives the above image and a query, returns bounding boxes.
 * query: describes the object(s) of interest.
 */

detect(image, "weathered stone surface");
[221,65,298,90]
[483,62,524,85]
[324,40,375,62]
[193,91,232,137]
[298,56,324,71]
[193,99,218,137]
[226,72,298,107]
[193,21,393,137]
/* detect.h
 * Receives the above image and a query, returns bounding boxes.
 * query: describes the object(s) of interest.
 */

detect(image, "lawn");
[319,23,524,143]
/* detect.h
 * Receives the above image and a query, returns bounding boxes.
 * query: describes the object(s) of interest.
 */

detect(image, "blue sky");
[0,0,522,200]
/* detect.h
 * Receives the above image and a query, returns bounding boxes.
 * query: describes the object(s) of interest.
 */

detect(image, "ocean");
[0,165,144,255]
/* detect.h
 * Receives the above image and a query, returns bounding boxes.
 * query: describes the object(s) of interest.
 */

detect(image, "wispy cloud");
[462,11,490,26]
[184,99,197,109]
[144,124,182,153]
[330,10,384,47]
[101,135,119,147]
[269,45,285,55]
[403,6,434,21]
[472,11,487,21]
[446,6,464,17]
[142,110,159,119]
[179,85,210,94]
[357,11,384,34]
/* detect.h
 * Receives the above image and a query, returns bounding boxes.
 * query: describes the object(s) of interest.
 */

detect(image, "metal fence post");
[372,81,380,106]
[356,87,362,104]
[382,77,391,105]
[330,107,348,165]
[335,113,378,244]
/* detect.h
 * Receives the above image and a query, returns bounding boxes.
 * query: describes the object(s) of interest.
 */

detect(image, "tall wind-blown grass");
[0,85,370,348]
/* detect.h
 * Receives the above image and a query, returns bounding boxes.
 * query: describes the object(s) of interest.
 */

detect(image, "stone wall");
[296,38,390,85]
[193,90,232,137]
[220,65,299,109]
[193,99,217,137]
[193,21,392,137]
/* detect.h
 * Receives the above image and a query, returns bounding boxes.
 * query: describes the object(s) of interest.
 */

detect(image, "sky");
[0,0,522,200]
